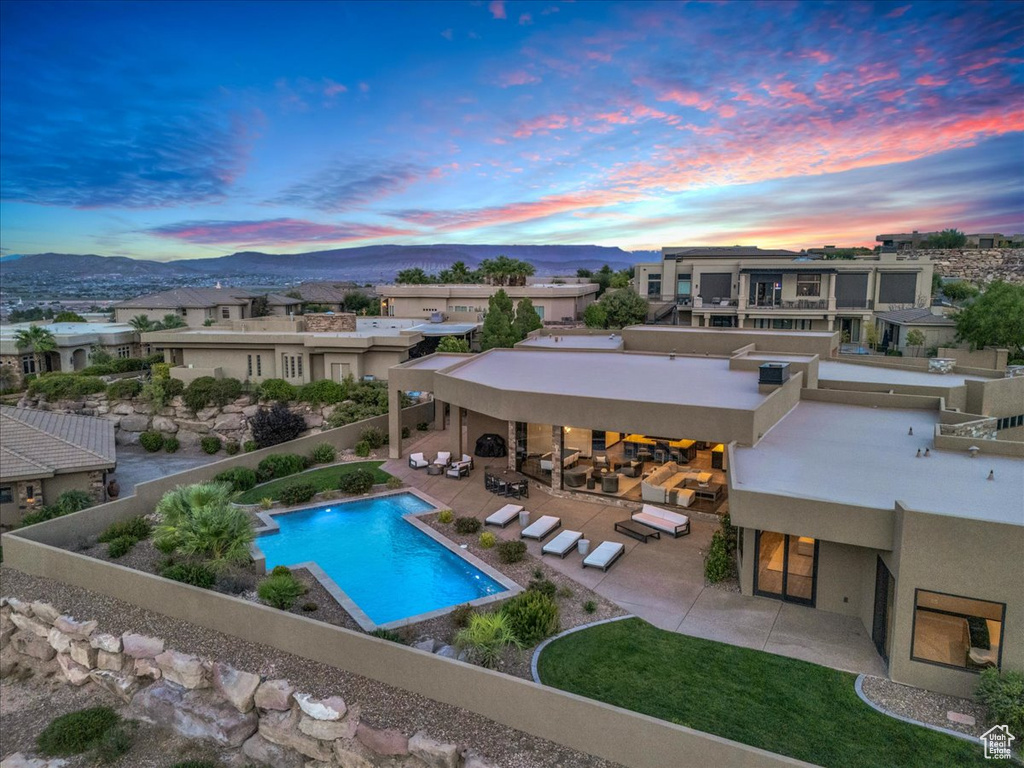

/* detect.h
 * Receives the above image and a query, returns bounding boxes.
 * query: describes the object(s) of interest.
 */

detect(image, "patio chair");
[446,461,470,479]
[593,455,609,470]
[485,503,524,528]
[542,530,583,558]
[433,451,452,468]
[408,452,429,469]
[582,541,625,572]
[460,454,475,470]
[520,515,561,541]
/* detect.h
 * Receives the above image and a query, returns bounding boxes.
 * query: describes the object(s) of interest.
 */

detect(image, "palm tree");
[159,314,187,329]
[154,482,253,568]
[14,325,57,375]
[128,315,158,332]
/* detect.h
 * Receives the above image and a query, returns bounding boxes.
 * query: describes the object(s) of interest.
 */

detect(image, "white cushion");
[485,504,523,525]
[583,541,624,568]
[542,530,583,555]
[434,451,452,465]
[640,504,689,525]
[522,515,559,538]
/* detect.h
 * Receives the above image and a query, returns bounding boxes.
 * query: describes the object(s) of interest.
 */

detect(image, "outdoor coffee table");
[426,464,443,476]
[614,519,661,543]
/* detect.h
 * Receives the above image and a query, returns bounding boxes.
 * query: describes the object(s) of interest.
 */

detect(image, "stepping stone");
[947,711,976,726]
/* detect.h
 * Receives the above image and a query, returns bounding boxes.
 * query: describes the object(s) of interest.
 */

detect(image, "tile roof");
[663,246,804,258]
[0,406,116,481]
[265,292,303,306]
[291,282,361,303]
[114,287,257,309]
[874,308,956,326]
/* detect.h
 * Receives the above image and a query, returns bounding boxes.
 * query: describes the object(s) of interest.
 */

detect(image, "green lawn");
[537,618,986,768]
[236,461,390,504]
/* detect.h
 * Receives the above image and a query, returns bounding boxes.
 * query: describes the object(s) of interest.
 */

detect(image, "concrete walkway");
[112,445,224,496]
[386,431,887,678]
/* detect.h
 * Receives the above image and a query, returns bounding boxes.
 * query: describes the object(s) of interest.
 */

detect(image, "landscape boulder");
[409,731,459,768]
[241,733,305,768]
[118,414,150,433]
[69,640,98,668]
[128,681,258,747]
[56,653,91,686]
[29,601,60,624]
[12,631,56,661]
[294,692,346,721]
[355,723,409,756]
[151,416,178,433]
[155,649,208,689]
[90,633,122,653]
[254,678,294,711]
[212,662,261,713]
[47,628,73,655]
[257,707,333,761]
[88,669,140,703]
[53,615,97,641]
[10,613,50,638]
[122,632,164,659]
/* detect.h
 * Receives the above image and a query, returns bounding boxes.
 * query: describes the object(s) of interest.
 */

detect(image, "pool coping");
[250,487,522,632]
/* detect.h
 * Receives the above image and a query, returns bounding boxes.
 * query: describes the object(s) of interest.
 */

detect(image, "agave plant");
[154,482,253,568]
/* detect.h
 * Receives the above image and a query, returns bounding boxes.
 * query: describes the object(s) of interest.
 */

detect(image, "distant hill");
[0,252,197,277]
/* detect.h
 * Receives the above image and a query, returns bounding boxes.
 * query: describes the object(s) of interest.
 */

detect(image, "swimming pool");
[254,492,511,627]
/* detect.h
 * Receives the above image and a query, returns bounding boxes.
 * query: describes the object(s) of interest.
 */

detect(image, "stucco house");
[113,286,302,328]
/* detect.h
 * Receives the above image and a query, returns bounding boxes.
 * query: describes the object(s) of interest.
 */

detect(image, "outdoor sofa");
[632,503,691,537]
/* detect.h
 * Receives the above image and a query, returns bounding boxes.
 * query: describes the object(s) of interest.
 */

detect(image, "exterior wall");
[965,376,1024,419]
[178,347,276,382]
[938,347,1008,372]
[42,470,106,509]
[303,313,358,332]
[878,323,958,354]
[466,411,509,462]
[0,478,46,528]
[623,326,840,358]
[814,541,876,618]
[379,285,598,322]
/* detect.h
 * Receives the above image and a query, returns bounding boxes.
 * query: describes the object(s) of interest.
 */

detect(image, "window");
[297,356,303,378]
[912,589,1005,671]
[222,307,231,319]
[25,485,35,503]
[0,486,12,504]
[453,305,468,312]
[773,319,794,329]
[20,354,36,374]
[997,414,1024,429]
[116,345,131,358]
[710,316,735,327]
[256,355,262,376]
[878,272,918,304]
[677,275,692,296]
[247,355,253,377]
[796,273,821,297]
[647,273,662,297]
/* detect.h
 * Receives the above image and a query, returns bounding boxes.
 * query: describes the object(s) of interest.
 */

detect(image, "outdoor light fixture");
[968,445,981,458]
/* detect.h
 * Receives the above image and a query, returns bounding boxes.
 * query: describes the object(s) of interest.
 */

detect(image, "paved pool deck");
[386,431,887,678]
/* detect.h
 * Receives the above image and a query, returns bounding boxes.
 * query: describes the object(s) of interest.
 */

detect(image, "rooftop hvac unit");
[758,362,790,386]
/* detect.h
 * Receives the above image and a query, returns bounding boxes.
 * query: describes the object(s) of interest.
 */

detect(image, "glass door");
[755,531,818,606]
[872,557,895,665]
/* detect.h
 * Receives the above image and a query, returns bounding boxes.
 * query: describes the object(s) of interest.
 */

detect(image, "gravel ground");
[1,566,621,768]
[860,675,989,738]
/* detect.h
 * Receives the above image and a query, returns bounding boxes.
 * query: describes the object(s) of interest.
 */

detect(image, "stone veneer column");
[550,425,564,490]
[507,421,517,471]
[388,387,403,459]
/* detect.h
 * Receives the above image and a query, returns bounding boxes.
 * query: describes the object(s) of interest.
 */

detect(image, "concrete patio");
[385,430,887,678]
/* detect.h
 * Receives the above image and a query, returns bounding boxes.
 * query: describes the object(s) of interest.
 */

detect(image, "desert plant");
[183,376,243,413]
[29,373,107,400]
[249,403,306,449]
[36,706,122,757]
[496,539,527,564]
[154,482,253,568]
[557,585,574,598]
[354,440,371,457]
[139,431,165,452]
[454,516,482,534]
[151,362,171,380]
[106,379,142,400]
[213,467,258,493]
[704,529,732,583]
[160,562,217,589]
[451,604,474,628]
[401,426,410,439]
[279,482,317,505]
[200,436,222,454]
[502,590,560,645]
[256,453,306,482]
[310,443,337,464]
[271,565,292,576]
[582,599,597,614]
[527,578,557,598]
[417,421,429,431]
[370,628,405,643]
[244,440,258,452]
[301,601,318,612]
[164,436,180,453]
[259,497,274,510]
[360,426,386,449]
[94,721,135,763]
[258,571,306,609]
[224,440,240,455]
[257,378,298,403]
[438,509,454,524]
[385,476,403,490]
[98,516,151,543]
[297,379,347,405]
[977,668,1024,737]
[338,468,375,494]
[454,611,521,668]
[106,536,136,559]
[479,531,496,548]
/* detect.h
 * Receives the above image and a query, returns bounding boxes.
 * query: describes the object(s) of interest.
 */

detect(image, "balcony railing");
[748,299,828,310]
[836,298,874,309]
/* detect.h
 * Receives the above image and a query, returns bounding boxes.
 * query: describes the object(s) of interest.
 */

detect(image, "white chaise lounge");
[632,503,690,537]
[541,530,583,558]
[485,503,524,528]
[582,541,625,571]
[520,515,561,541]
[408,452,429,469]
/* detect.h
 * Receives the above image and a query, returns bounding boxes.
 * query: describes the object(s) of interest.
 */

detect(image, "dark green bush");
[106,536,136,559]
[98,516,152,543]
[250,403,306,449]
[94,721,135,763]
[106,379,142,399]
[528,578,558,598]
[164,436,180,453]
[256,453,306,483]
[36,706,121,756]
[279,482,317,505]
[183,376,243,413]
[583,599,597,614]
[243,440,258,452]
[213,467,258,493]
[19,490,94,528]
[454,516,482,534]
[271,565,292,577]
[338,468,375,494]
[139,430,165,452]
[258,572,306,609]
[28,373,107,400]
[310,443,336,464]
[401,426,411,439]
[501,590,560,645]
[160,562,216,589]
[977,668,1024,737]
[258,378,298,402]
[496,540,527,564]
[451,604,474,628]
[354,440,371,457]
[164,378,185,397]
[360,426,386,449]
[417,422,429,431]
[297,379,346,405]
[370,628,405,643]
[704,530,732,583]
[224,440,240,455]
[200,436,222,454]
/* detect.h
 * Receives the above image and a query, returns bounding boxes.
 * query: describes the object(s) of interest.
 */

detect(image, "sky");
[0,0,1022,261]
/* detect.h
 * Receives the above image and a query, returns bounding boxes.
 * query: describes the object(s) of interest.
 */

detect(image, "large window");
[20,354,36,374]
[676,275,692,297]
[912,589,1004,671]
[0,486,12,504]
[796,273,821,297]
[878,272,918,304]
[647,273,662,297]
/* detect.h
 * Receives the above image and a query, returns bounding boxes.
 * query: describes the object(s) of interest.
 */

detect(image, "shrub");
[182,376,243,412]
[583,600,597,614]
[454,516,482,534]
[154,483,253,568]
[360,426,386,449]
[297,379,346,405]
[258,378,298,402]
[354,440,371,457]
[977,668,1024,737]
[28,373,107,400]
[36,706,122,756]
[139,431,165,452]
[455,612,520,668]
[417,422,429,431]
[258,572,306,609]
[244,440,258,452]
[279,482,317,505]
[160,561,217,589]
[502,590,560,645]
[214,467,258,493]
[106,379,142,399]
[557,585,573,598]
[310,443,337,464]
[438,509,454,524]
[215,571,254,595]
[250,403,306,449]
[271,565,292,576]
[164,436,180,453]
[370,628,406,643]
[106,536,136,559]
[301,601,318,612]
[338,468,375,494]
[94,721,135,763]
[496,539,527,564]
[451,604,474,628]
[385,476,403,490]
[259,497,274,510]
[720,512,738,556]
[224,440,240,455]
[98,516,152,543]
[19,490,95,528]
[528,578,558,598]
[704,530,732,583]
[200,436,222,454]
[402,426,410,439]
[479,531,496,548]
[151,362,171,380]
[256,453,306,483]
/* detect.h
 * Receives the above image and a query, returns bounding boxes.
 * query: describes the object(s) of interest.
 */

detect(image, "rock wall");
[922,248,1024,284]
[939,418,999,440]
[1,595,493,768]
[303,312,358,332]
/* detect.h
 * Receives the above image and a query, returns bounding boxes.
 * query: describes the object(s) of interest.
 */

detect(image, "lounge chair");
[433,451,452,467]
[520,515,561,541]
[542,529,583,558]
[459,453,475,470]
[446,461,470,479]
[632,503,690,537]
[485,503,523,528]
[408,452,429,469]
[583,541,625,571]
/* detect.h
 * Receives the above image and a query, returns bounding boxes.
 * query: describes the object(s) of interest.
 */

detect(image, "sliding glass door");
[754,531,818,606]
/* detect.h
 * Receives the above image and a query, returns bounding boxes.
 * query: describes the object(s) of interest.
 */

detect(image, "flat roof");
[407,323,479,336]
[818,361,990,387]
[400,354,469,370]
[0,322,135,339]
[443,350,768,410]
[733,402,1023,526]
[626,326,838,339]
[517,334,623,350]
[738,352,817,363]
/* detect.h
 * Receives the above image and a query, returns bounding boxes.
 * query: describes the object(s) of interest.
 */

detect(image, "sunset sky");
[1,0,1022,261]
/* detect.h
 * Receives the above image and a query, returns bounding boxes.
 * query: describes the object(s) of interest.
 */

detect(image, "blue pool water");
[256,493,507,625]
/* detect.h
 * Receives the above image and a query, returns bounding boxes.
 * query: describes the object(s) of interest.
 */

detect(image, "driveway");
[111,446,223,497]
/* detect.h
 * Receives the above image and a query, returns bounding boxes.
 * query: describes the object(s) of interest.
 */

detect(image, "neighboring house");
[113,286,302,327]
[287,281,369,313]
[376,281,599,323]
[387,325,1023,700]
[876,231,1024,251]
[0,406,116,528]
[0,321,141,384]
[634,246,935,343]
[873,308,958,353]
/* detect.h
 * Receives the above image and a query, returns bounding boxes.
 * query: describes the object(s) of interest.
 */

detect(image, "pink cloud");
[519,13,533,25]
[916,75,949,87]
[512,113,569,138]
[586,51,613,63]
[885,4,911,19]
[322,79,348,97]
[497,69,541,87]
[489,0,506,20]
[802,50,834,65]
[148,218,415,246]
[760,79,816,109]
[440,28,454,41]
[656,88,716,112]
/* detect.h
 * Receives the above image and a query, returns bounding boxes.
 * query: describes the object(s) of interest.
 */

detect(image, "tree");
[154,482,253,569]
[436,336,470,353]
[864,323,880,350]
[14,325,57,375]
[940,280,980,303]
[159,314,187,329]
[53,311,86,323]
[923,229,967,249]
[128,315,159,333]
[478,256,535,286]
[480,289,519,350]
[250,295,272,317]
[395,267,434,284]
[88,345,113,365]
[343,291,374,314]
[583,303,609,329]
[597,287,648,328]
[609,270,632,289]
[905,329,926,356]
[513,298,543,340]
[954,281,1024,361]
[0,364,20,392]
[437,261,478,284]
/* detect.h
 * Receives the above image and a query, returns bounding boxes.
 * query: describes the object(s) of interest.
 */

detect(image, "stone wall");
[303,312,358,332]
[922,248,1024,284]
[1,595,491,768]
[938,418,999,440]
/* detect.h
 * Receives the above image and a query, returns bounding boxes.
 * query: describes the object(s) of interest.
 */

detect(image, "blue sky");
[1,0,1022,260]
